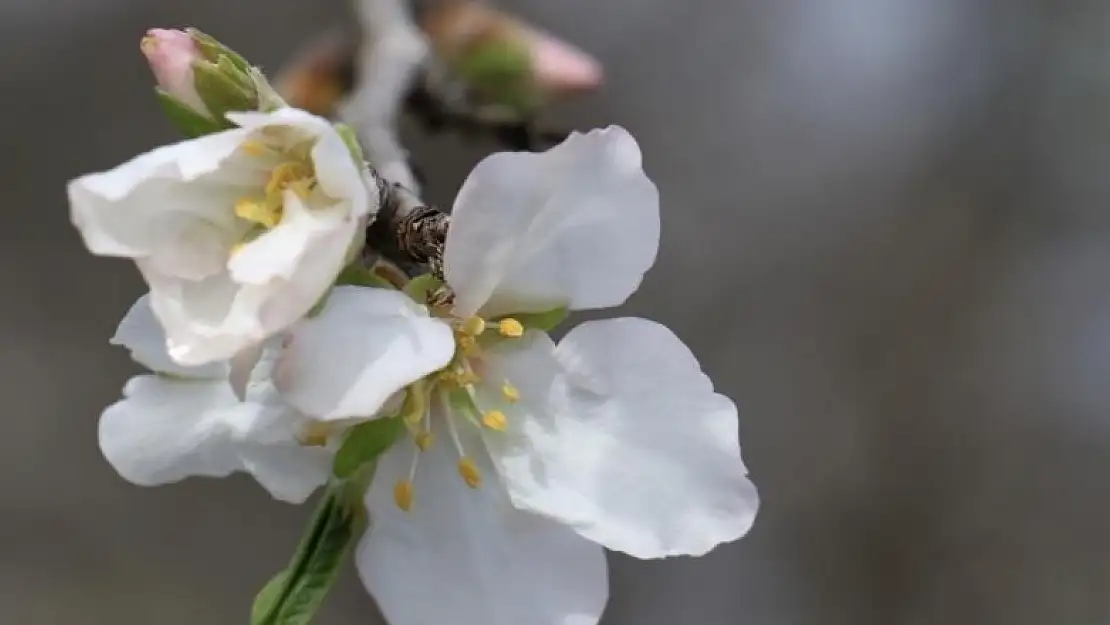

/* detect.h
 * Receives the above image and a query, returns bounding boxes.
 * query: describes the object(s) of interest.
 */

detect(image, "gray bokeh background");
[5,0,1110,623]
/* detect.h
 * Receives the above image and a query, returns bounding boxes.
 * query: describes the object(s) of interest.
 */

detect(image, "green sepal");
[188,28,252,75]
[215,54,254,92]
[194,59,257,120]
[332,416,405,480]
[155,88,227,137]
[334,123,365,164]
[505,307,569,332]
[403,274,445,304]
[250,481,368,625]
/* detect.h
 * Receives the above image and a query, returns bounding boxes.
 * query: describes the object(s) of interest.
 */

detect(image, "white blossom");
[69,107,375,366]
[98,295,332,503]
[277,127,758,625]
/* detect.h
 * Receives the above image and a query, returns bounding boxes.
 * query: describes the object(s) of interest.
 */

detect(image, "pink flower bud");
[140,28,210,116]
[527,30,603,94]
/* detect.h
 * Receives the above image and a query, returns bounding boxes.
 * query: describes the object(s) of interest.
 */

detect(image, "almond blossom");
[276,126,759,625]
[69,107,375,366]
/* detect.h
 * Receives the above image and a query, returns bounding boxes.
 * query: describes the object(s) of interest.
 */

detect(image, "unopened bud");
[141,28,210,117]
[143,28,285,137]
[422,3,603,115]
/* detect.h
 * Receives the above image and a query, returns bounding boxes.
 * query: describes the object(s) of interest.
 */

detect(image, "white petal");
[483,318,759,559]
[223,398,332,504]
[98,375,241,486]
[150,197,361,367]
[276,287,455,421]
[444,126,660,318]
[110,294,228,379]
[228,341,266,401]
[68,128,253,267]
[359,423,608,625]
[227,192,351,285]
[228,108,374,219]
[140,264,270,366]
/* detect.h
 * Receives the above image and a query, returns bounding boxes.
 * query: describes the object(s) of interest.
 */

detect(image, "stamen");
[502,381,520,403]
[461,316,487,336]
[265,162,312,195]
[482,410,507,431]
[394,480,414,512]
[444,405,467,457]
[457,457,482,488]
[457,334,480,357]
[497,318,524,338]
[234,197,280,228]
[455,368,481,386]
[415,430,434,451]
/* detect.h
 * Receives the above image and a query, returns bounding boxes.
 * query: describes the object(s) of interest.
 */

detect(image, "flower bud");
[422,3,603,115]
[142,28,285,137]
[141,28,210,117]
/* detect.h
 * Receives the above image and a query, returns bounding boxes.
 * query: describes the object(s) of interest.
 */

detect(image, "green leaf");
[333,416,405,479]
[335,265,393,290]
[251,488,367,625]
[251,572,287,624]
[507,307,569,332]
[155,88,226,138]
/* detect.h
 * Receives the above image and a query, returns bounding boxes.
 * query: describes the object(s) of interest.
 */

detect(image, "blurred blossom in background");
[3,0,1110,623]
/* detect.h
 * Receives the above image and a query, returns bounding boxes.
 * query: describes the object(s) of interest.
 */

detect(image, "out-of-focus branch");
[338,0,429,192]
[274,0,602,276]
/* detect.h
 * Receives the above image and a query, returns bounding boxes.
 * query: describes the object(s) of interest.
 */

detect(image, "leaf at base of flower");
[332,416,405,480]
[251,484,368,625]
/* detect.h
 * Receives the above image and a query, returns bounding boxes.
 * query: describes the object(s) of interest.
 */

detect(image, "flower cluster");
[69,28,758,625]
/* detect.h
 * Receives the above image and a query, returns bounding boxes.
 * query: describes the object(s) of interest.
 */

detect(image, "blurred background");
[4,0,1110,623]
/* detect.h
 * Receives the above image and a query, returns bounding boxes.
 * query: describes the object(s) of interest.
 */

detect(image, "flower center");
[231,140,318,253]
[390,311,526,513]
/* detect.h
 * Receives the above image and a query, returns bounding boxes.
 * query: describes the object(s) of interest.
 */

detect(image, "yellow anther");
[461,316,487,336]
[502,382,520,403]
[299,421,331,447]
[393,480,414,512]
[498,318,524,338]
[415,430,434,451]
[240,140,269,157]
[265,162,312,195]
[234,197,281,228]
[457,457,482,488]
[482,410,508,432]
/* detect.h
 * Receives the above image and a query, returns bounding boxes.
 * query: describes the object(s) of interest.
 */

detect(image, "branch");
[364,180,449,278]
[338,0,429,192]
